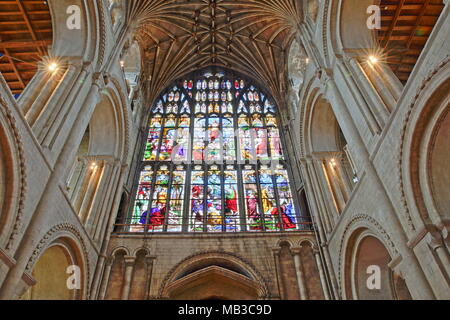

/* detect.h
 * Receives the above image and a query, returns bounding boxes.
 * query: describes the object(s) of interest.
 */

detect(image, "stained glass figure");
[130,71,301,233]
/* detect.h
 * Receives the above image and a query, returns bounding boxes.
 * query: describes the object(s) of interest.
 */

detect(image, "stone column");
[89,164,128,298]
[78,160,103,223]
[313,247,330,300]
[272,248,285,299]
[321,155,346,213]
[426,232,450,279]
[145,256,156,300]
[20,69,50,115]
[121,256,136,300]
[25,69,61,126]
[326,77,435,299]
[33,63,80,138]
[86,160,115,236]
[0,74,103,300]
[305,158,333,233]
[98,256,114,300]
[292,248,308,300]
[42,62,92,149]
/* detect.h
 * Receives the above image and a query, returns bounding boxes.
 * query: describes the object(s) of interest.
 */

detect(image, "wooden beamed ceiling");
[0,0,52,96]
[0,1,445,98]
[379,0,445,83]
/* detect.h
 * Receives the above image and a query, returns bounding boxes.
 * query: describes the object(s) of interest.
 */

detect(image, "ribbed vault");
[127,0,303,106]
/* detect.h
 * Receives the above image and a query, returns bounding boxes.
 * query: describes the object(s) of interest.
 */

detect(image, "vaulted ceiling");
[127,0,303,105]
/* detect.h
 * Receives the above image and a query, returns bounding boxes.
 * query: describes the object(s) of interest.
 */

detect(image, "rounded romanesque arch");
[334,0,380,52]
[66,81,130,230]
[159,251,269,300]
[0,97,26,251]
[338,214,411,300]
[400,58,450,230]
[20,225,89,300]
[48,0,107,66]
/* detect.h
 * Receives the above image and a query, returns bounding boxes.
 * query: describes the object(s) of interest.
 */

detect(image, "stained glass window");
[127,70,308,233]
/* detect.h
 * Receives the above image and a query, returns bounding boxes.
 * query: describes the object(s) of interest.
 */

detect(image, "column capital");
[124,256,136,267]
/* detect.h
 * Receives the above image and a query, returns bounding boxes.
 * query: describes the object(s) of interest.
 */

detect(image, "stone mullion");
[271,165,284,232]
[236,164,247,232]
[255,164,266,232]
[163,163,175,232]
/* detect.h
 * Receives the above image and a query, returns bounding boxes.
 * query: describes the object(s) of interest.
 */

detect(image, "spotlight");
[368,55,378,65]
[47,62,58,72]
[330,159,337,167]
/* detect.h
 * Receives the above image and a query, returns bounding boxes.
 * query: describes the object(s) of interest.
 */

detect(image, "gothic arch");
[159,251,269,299]
[400,57,450,230]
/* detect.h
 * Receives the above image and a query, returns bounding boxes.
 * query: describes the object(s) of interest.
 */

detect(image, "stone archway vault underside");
[127,0,303,105]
